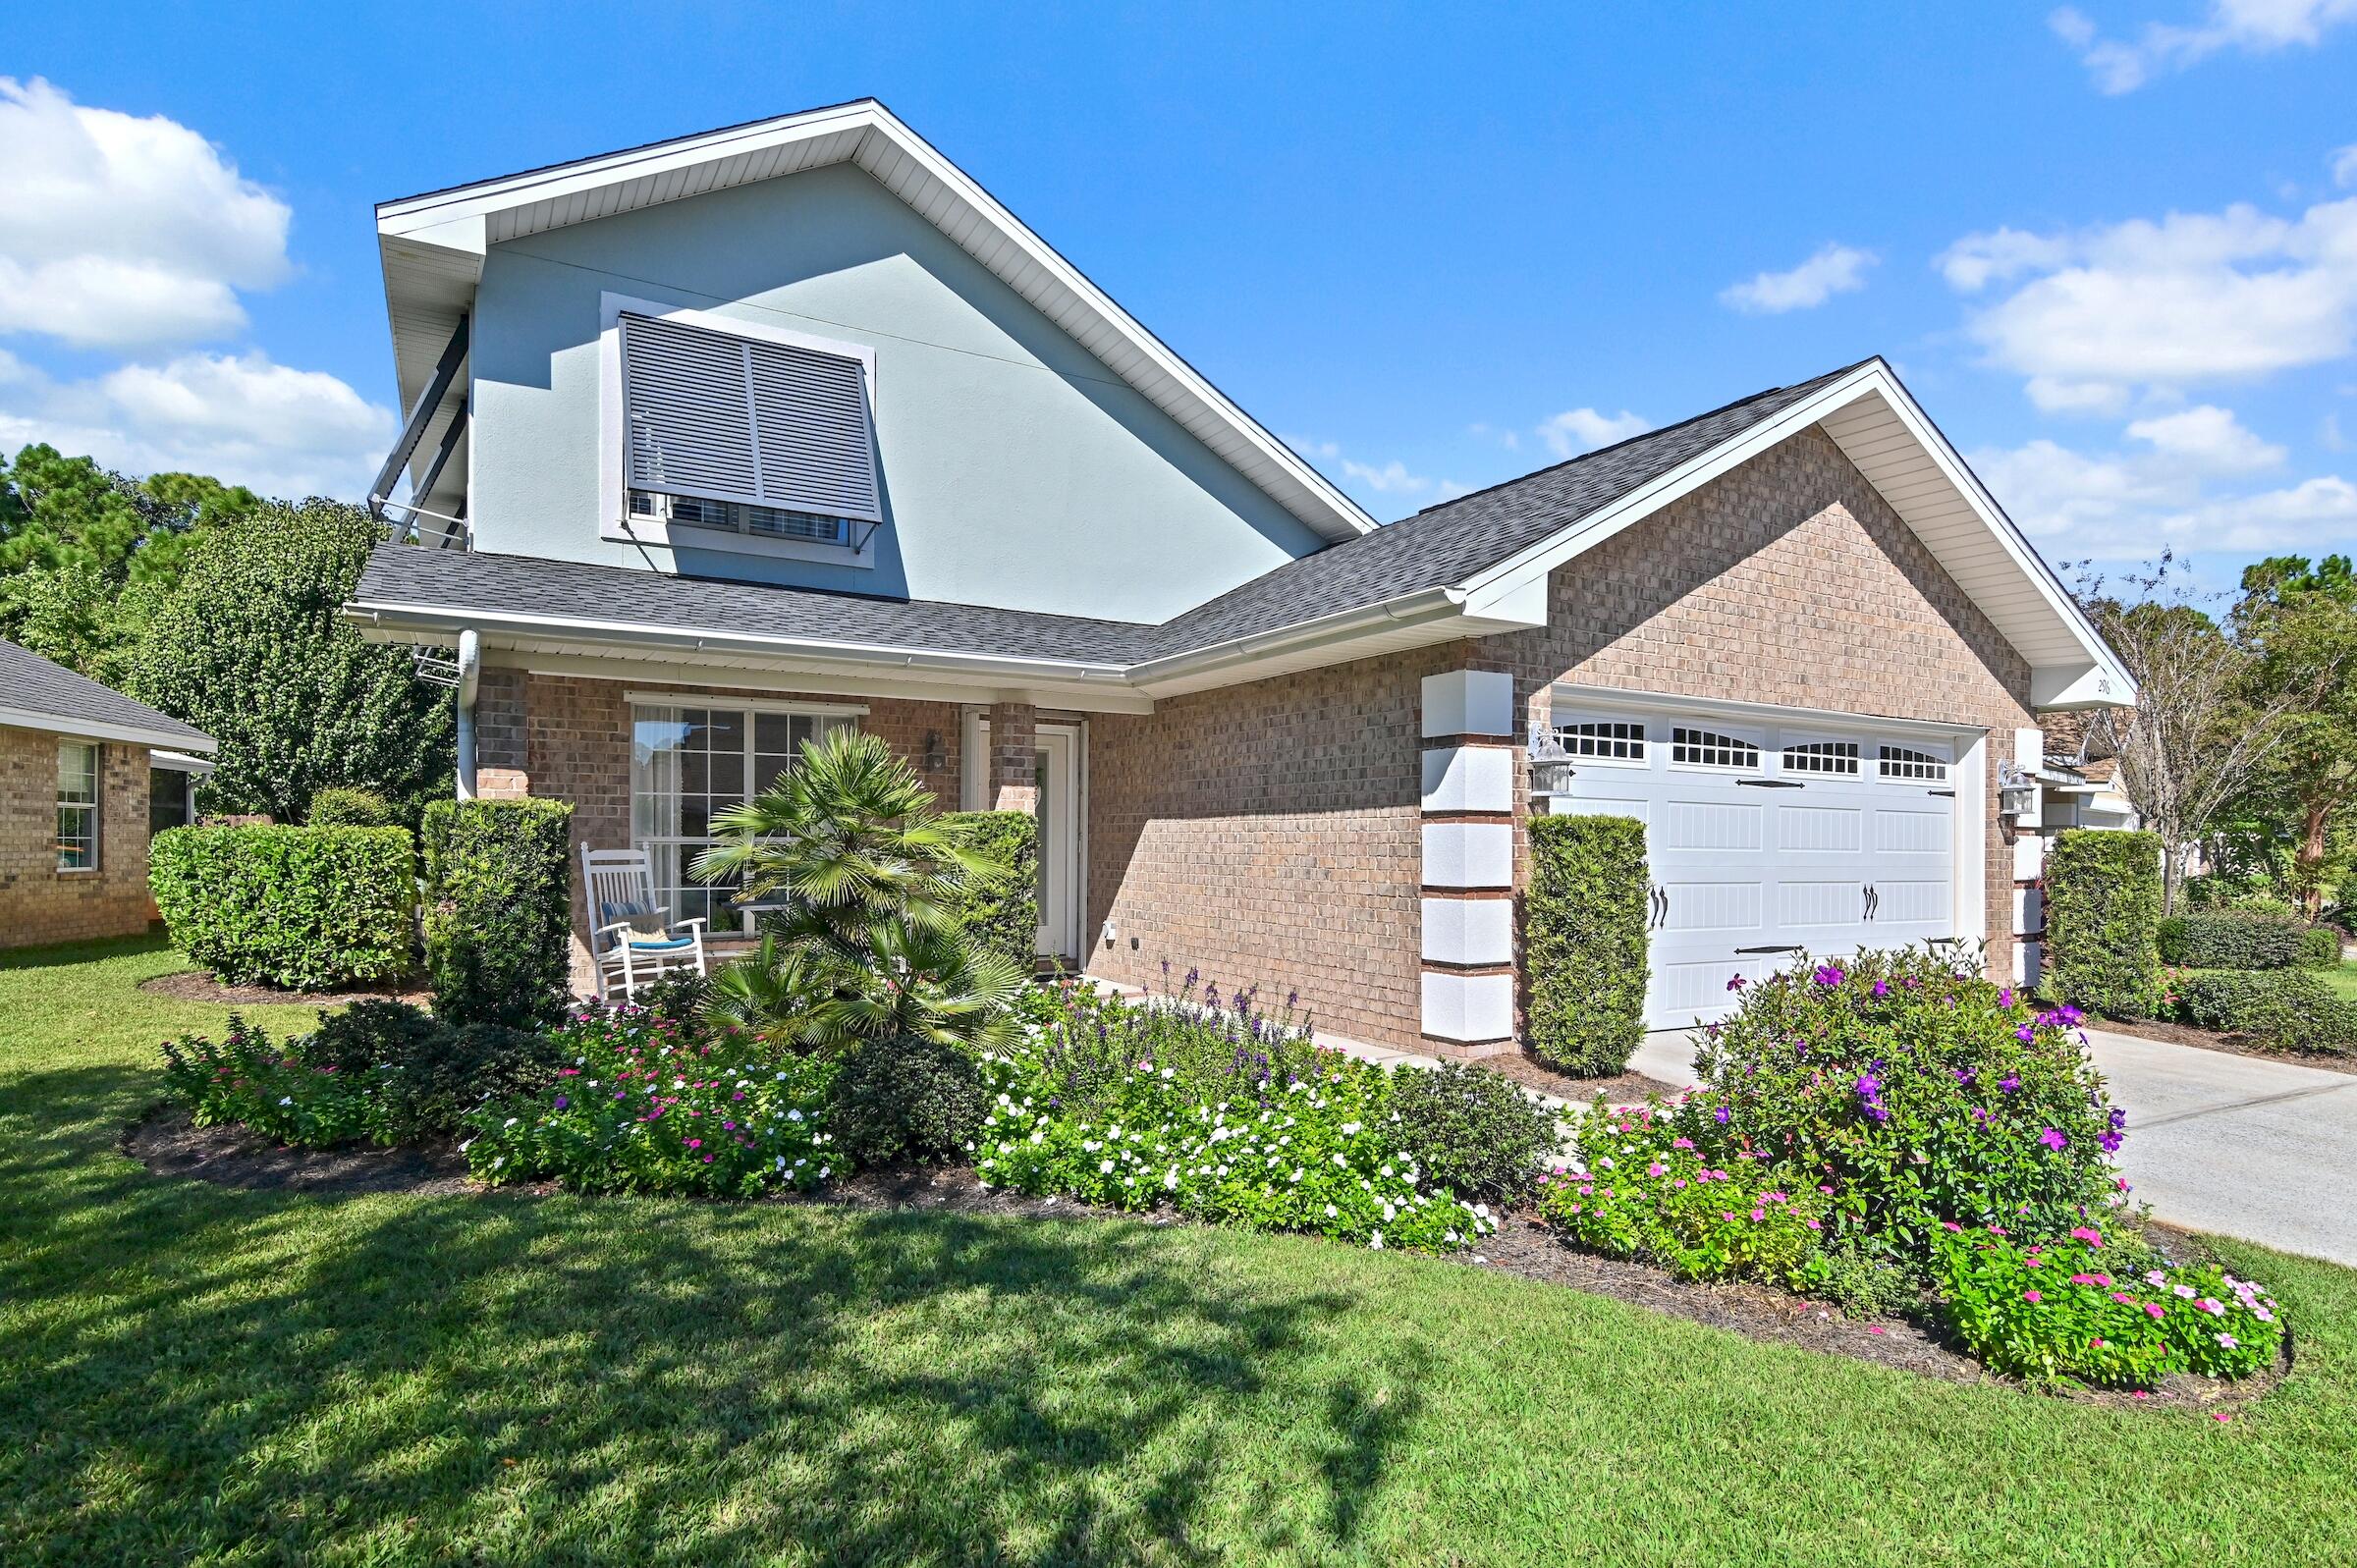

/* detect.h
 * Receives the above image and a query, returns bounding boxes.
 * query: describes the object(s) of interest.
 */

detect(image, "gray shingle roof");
[353,362,1865,669]
[0,638,213,747]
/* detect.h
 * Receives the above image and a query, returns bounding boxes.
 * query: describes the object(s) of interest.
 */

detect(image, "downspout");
[454,628,482,800]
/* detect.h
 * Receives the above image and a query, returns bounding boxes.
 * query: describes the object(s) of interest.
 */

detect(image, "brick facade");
[1,725,156,949]
[1086,427,2034,1051]
[471,671,964,984]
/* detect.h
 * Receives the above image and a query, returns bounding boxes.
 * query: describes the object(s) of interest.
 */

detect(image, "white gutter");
[0,703,214,754]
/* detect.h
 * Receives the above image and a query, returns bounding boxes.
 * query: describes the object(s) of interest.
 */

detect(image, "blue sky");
[2,0,2353,591]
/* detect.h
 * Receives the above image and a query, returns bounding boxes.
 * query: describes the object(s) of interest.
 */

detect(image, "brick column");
[1418,670,1516,1057]
[2010,726,2045,988]
[987,701,1038,814]
[473,668,531,798]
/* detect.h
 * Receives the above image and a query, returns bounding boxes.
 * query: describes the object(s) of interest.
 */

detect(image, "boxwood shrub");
[420,797,576,1030]
[939,809,1040,973]
[2159,908,2306,969]
[2043,829,2163,1019]
[2173,968,2357,1055]
[149,824,415,989]
[1524,813,1649,1074]
[2296,924,2343,969]
[306,786,397,828]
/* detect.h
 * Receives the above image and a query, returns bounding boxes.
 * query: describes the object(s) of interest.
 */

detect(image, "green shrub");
[828,1033,990,1166]
[162,1015,400,1147]
[2155,916,2188,966]
[2296,925,2343,969]
[2044,830,2164,1019]
[149,824,415,990]
[2173,968,2357,1054]
[937,810,1040,974]
[1524,814,1649,1074]
[1932,1224,2282,1387]
[307,786,396,828]
[1536,1099,1827,1287]
[301,999,447,1075]
[420,797,576,1030]
[1692,946,2125,1265]
[2166,909,2306,969]
[1803,1239,1923,1321]
[1382,1062,1558,1203]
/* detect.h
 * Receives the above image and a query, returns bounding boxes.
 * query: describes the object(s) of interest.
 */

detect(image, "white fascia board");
[150,749,217,774]
[0,705,215,753]
[1125,585,1539,699]
[375,101,1374,544]
[1457,360,2137,710]
[1547,681,1992,739]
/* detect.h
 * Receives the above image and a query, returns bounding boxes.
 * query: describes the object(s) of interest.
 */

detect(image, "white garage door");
[1548,707,1964,1030]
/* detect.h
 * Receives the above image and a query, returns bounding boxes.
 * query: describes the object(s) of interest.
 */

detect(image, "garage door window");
[1782,739,1860,776]
[1671,727,1760,771]
[1878,744,1948,783]
[1557,720,1646,764]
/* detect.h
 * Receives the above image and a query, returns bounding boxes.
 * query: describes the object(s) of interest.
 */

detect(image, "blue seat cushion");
[625,936,695,952]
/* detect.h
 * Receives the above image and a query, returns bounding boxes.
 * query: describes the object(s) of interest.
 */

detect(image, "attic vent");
[619,311,882,524]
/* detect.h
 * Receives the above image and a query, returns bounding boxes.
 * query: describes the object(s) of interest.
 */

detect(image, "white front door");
[1549,706,1965,1030]
[1034,724,1082,963]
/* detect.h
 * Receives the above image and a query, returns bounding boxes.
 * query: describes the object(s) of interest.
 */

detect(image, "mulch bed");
[119,1107,2287,1412]
[137,971,434,1007]
[2095,1014,2357,1076]
[1471,1050,1682,1105]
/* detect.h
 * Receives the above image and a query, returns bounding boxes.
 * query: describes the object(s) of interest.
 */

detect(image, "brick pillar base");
[988,701,1038,814]
[1418,671,1517,1057]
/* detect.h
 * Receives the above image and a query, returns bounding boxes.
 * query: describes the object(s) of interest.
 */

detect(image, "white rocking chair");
[581,846,709,1003]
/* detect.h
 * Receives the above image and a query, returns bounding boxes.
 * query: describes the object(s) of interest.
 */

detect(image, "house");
[347,100,2133,1051]
[1,636,214,949]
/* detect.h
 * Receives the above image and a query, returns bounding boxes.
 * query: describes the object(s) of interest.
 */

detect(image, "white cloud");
[1718,243,1877,314]
[1339,457,1432,495]
[2025,376,2132,414]
[2333,144,2357,189]
[1538,407,1651,458]
[0,350,392,499]
[2052,1,2357,94]
[1286,432,1467,509]
[0,77,292,349]
[1969,406,2347,560]
[1941,195,2357,395]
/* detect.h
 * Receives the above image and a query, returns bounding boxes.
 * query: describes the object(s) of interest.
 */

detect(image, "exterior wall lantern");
[1527,721,1577,798]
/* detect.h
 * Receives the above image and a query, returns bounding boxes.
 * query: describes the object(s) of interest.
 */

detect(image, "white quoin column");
[1418,670,1516,1054]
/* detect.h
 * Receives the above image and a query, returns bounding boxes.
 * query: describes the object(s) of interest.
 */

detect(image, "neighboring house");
[348,100,2134,1050]
[0,637,214,950]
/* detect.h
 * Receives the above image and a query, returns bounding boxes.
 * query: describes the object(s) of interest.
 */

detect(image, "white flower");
[1291,1167,1304,1182]
[1099,1160,1115,1174]
[278,1097,293,1107]
[1325,1204,1339,1218]
[1369,1232,1384,1249]
[818,1166,830,1178]
[787,1108,804,1122]
[1341,1121,1362,1137]
[504,1117,519,1128]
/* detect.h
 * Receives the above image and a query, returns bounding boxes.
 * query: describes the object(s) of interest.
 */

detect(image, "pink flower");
[1750,1209,1766,1221]
[2217,1332,2238,1349]
[2023,1289,2043,1303]
[2070,1226,2103,1246]
[2145,1302,2165,1320]
[1866,1325,1886,1335]
[2213,1413,2233,1424]
[1804,1218,1822,1230]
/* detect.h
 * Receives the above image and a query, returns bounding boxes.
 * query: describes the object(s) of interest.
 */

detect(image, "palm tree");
[690,730,1023,1050]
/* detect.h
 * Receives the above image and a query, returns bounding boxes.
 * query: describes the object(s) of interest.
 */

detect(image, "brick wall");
[1086,645,1457,1051]
[479,671,963,982]
[0,725,156,949]
[1086,425,2036,1049]
[1477,424,2035,975]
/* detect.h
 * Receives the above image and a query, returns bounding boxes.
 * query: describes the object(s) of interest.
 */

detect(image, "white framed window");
[599,293,881,568]
[1781,738,1861,776]
[1670,726,1761,771]
[57,741,98,871]
[1555,719,1647,765]
[1879,744,1950,783]
[629,698,861,931]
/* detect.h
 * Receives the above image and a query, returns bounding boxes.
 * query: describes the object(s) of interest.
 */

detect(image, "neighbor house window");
[1879,744,1948,783]
[1782,739,1861,776]
[629,702,857,932]
[1556,720,1646,763]
[57,741,98,871]
[617,308,880,547]
[1670,727,1760,771]
[149,767,192,837]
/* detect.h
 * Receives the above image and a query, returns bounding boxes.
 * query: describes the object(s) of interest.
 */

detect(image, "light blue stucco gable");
[466,162,1330,623]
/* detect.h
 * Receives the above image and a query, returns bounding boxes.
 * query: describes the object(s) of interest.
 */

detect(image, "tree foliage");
[2231,555,2357,915]
[129,497,453,822]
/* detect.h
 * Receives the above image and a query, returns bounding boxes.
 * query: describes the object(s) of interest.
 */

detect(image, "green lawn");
[5,940,2357,1565]
[2320,961,2357,1002]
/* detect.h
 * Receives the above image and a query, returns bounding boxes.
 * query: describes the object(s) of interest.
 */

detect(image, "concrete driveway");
[1628,1027,2357,1268]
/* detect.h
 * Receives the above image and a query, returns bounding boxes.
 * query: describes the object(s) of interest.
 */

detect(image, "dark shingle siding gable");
[355,363,1866,667]
[0,638,212,746]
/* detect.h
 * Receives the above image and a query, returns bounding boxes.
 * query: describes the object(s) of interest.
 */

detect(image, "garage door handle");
[1734,945,1804,955]
[1649,887,1668,928]
[1736,779,1804,788]
[1864,884,1880,921]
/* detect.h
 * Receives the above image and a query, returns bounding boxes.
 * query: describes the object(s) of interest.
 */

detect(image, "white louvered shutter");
[621,312,880,524]
[746,339,882,521]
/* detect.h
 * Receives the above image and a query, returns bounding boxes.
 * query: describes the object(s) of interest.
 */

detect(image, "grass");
[4,939,2357,1565]
[2318,961,2357,1002]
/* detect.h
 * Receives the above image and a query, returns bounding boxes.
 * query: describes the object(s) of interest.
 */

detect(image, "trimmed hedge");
[2044,829,2164,1020]
[2174,969,2357,1055]
[149,824,415,989]
[420,797,576,1030]
[1524,813,1649,1075]
[939,810,1040,973]
[2297,925,2343,969]
[2157,908,2305,969]
[307,786,396,828]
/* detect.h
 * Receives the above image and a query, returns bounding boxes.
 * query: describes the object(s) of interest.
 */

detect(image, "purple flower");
[1998,1074,2021,1094]
[552,1095,570,1110]
[1726,974,1748,993]
[1714,1105,1731,1124]
[1871,980,1891,998]
[1813,964,1846,988]
[2039,1127,2068,1152]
